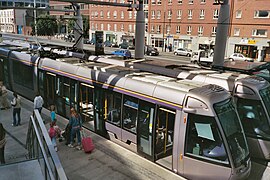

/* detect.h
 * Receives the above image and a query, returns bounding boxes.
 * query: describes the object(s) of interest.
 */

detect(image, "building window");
[107,24,111,31]
[176,26,180,34]
[91,23,94,30]
[134,11,137,19]
[213,9,219,19]
[166,25,171,34]
[121,11,124,19]
[252,29,267,37]
[189,0,194,4]
[157,0,161,5]
[178,0,183,4]
[145,11,148,19]
[157,10,161,19]
[188,10,193,19]
[254,10,270,18]
[129,11,132,19]
[114,24,117,31]
[212,26,217,36]
[151,25,155,33]
[236,10,242,19]
[128,24,132,32]
[187,26,192,35]
[201,0,206,3]
[177,10,182,19]
[113,11,117,19]
[95,24,98,30]
[198,26,204,36]
[151,0,156,5]
[157,25,161,33]
[168,10,172,19]
[234,28,240,36]
[200,9,205,19]
[101,24,104,31]
[121,24,124,31]
[100,11,104,18]
[95,11,98,18]
[107,11,110,18]
[168,0,172,5]
[151,10,155,19]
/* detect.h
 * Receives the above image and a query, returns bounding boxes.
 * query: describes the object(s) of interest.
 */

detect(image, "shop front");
[228,38,270,61]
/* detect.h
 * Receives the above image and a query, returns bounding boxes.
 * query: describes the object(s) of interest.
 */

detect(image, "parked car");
[145,45,159,56]
[64,34,75,42]
[229,53,254,62]
[119,42,135,50]
[174,48,192,57]
[112,49,132,59]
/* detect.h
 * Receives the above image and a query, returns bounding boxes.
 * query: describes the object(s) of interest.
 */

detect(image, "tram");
[0,48,251,179]
[129,60,270,160]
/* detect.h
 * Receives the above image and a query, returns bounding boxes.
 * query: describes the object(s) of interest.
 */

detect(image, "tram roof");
[39,57,230,109]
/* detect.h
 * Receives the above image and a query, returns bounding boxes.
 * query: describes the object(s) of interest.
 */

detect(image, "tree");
[33,14,57,36]
[66,15,89,37]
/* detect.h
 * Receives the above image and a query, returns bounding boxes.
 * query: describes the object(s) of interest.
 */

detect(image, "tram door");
[137,100,155,160]
[154,106,175,170]
[94,87,107,136]
[79,83,95,131]
[45,72,56,108]
[61,77,77,118]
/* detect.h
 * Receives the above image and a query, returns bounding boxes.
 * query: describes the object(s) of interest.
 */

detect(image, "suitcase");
[81,131,95,153]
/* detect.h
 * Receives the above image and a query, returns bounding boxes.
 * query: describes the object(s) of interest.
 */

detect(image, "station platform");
[0,91,185,180]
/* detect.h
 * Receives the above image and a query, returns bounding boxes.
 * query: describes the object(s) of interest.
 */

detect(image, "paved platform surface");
[0,92,185,180]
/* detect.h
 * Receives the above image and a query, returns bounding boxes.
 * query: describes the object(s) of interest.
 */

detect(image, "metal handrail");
[26,110,67,180]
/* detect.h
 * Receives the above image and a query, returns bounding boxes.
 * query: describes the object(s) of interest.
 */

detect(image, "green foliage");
[34,14,57,36]
[67,19,75,34]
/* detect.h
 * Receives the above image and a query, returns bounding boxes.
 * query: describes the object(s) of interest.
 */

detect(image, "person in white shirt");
[11,92,21,126]
[34,93,44,114]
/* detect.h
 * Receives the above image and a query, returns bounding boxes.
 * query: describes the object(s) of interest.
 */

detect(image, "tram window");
[62,78,70,103]
[138,100,155,137]
[123,96,138,133]
[38,71,44,97]
[237,98,270,135]
[106,92,122,127]
[13,60,34,90]
[185,114,228,163]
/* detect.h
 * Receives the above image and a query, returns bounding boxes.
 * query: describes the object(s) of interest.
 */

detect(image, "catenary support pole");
[74,3,84,50]
[213,0,230,67]
[135,1,145,59]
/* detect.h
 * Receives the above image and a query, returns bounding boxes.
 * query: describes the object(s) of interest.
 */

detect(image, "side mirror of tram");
[183,107,197,114]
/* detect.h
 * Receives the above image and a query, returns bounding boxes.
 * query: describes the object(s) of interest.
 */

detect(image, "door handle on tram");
[183,107,196,114]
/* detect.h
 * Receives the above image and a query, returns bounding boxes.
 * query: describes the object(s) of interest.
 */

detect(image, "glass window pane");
[123,96,138,133]
[107,92,122,127]
[185,114,229,164]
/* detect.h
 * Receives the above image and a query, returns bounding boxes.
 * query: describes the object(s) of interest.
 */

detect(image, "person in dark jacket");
[0,123,6,164]
[68,108,82,150]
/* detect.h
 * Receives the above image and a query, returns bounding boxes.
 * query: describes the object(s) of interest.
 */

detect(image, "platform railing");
[26,109,67,180]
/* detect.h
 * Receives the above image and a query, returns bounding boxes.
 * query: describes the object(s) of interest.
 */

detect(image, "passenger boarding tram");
[0,48,251,179]
[131,60,270,160]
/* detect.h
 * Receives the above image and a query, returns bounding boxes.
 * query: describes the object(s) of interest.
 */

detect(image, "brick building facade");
[49,0,270,61]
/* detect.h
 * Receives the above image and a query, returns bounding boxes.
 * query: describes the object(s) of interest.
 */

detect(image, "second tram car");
[0,48,251,179]
[130,60,270,160]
